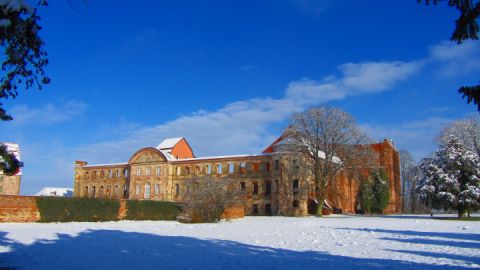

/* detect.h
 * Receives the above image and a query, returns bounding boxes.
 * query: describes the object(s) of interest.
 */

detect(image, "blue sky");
[1,0,479,195]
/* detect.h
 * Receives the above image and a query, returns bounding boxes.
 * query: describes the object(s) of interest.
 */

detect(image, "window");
[176,167,181,175]
[265,204,272,216]
[108,170,113,178]
[155,184,160,195]
[293,159,299,170]
[135,184,140,196]
[195,166,201,174]
[145,167,151,175]
[115,170,120,178]
[99,186,104,198]
[124,169,129,177]
[206,164,212,174]
[144,183,151,199]
[275,160,280,170]
[123,185,128,198]
[175,184,180,196]
[252,163,259,172]
[265,181,271,196]
[107,185,111,198]
[239,162,246,173]
[293,200,300,208]
[84,186,88,197]
[92,171,97,179]
[156,167,161,176]
[100,171,105,178]
[186,167,191,175]
[265,162,270,172]
[293,179,299,194]
[253,181,258,195]
[217,164,222,174]
[252,204,259,215]
[114,185,119,197]
[136,168,142,176]
[240,182,246,191]
[85,172,89,180]
[228,163,234,174]
[92,186,96,197]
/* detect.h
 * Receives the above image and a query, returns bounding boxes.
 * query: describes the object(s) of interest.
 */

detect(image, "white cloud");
[75,59,421,164]
[429,40,480,77]
[361,117,453,161]
[9,100,87,125]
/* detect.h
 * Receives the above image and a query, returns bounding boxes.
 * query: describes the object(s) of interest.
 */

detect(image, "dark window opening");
[175,184,180,196]
[293,200,299,208]
[274,160,279,170]
[240,182,246,191]
[293,179,299,194]
[265,181,271,196]
[253,182,258,195]
[265,204,272,216]
[252,204,259,215]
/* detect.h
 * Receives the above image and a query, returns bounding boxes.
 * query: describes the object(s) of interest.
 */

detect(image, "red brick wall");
[0,195,40,222]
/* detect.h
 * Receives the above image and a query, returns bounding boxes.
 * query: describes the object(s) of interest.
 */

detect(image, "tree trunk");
[458,207,466,218]
[316,193,325,217]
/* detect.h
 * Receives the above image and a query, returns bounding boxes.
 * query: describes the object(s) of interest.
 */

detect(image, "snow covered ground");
[0,215,478,270]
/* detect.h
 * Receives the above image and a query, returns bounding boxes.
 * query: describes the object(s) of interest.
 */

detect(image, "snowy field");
[0,215,479,270]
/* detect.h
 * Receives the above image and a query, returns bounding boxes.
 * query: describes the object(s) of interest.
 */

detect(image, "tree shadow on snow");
[0,229,477,270]
[386,249,480,265]
[339,227,480,242]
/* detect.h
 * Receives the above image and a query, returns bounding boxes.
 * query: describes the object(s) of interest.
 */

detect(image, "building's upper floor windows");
[176,166,181,176]
[206,164,212,174]
[145,167,151,175]
[135,168,142,176]
[217,164,222,174]
[265,181,272,196]
[156,167,161,176]
[253,181,259,195]
[108,170,113,178]
[100,171,105,178]
[239,162,246,173]
[186,167,191,175]
[275,160,280,170]
[115,170,120,178]
[175,183,180,196]
[195,166,201,174]
[240,182,246,191]
[228,163,234,174]
[124,169,129,178]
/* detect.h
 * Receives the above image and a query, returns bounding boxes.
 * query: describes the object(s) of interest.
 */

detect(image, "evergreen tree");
[419,136,480,217]
[359,178,374,215]
[371,170,390,214]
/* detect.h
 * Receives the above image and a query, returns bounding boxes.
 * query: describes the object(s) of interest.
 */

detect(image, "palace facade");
[73,137,401,215]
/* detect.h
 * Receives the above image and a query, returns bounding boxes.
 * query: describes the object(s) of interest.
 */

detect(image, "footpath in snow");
[0,215,479,270]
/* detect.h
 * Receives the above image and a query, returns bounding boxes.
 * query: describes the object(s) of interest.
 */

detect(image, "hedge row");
[35,197,181,222]
[36,197,120,222]
[125,200,180,221]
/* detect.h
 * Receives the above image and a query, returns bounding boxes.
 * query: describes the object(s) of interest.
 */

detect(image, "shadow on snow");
[0,229,478,270]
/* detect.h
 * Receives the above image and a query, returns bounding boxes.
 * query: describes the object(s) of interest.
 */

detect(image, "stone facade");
[0,143,21,196]
[73,137,402,216]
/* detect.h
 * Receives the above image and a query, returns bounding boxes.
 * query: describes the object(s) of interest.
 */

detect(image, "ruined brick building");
[73,137,401,215]
[0,143,21,195]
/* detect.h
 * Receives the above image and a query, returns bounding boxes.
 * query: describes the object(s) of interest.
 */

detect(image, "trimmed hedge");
[125,200,180,221]
[36,197,120,222]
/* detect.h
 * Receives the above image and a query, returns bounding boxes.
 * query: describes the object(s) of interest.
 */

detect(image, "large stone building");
[0,143,21,195]
[73,137,401,215]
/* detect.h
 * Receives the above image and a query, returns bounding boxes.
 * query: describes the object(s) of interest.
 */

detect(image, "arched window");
[84,186,88,197]
[156,167,161,176]
[217,164,222,174]
[92,171,97,179]
[293,179,299,194]
[206,164,212,174]
[100,171,105,178]
[91,186,96,198]
[108,170,113,178]
[115,170,120,178]
[144,183,151,199]
[135,184,140,196]
[99,186,104,198]
[114,185,119,197]
[85,172,89,180]
[228,163,234,174]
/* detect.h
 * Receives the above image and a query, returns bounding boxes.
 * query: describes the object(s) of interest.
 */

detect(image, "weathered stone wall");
[0,195,40,222]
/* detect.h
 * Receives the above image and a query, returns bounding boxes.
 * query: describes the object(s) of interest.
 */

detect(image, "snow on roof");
[81,162,128,168]
[35,187,73,197]
[0,142,22,175]
[173,153,271,162]
[159,149,177,161]
[156,137,183,150]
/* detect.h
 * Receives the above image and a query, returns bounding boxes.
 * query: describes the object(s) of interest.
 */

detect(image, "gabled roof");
[156,137,184,150]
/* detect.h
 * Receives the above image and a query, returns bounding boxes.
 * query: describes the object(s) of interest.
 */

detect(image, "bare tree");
[179,177,245,223]
[283,107,373,216]
[440,115,480,157]
[399,150,416,213]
